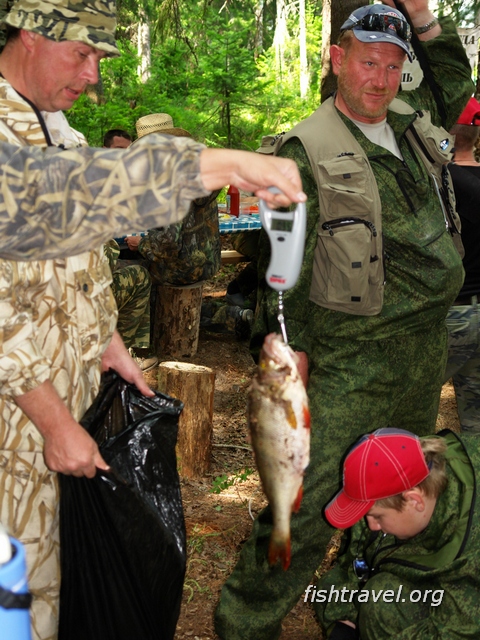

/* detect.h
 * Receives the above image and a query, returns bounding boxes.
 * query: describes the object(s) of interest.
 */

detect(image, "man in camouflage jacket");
[215,2,475,639]
[0,2,152,638]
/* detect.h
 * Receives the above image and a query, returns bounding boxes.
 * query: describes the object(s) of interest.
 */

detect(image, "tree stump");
[158,361,215,479]
[152,282,204,358]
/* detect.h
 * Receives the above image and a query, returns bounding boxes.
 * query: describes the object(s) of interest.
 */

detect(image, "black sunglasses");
[349,14,411,43]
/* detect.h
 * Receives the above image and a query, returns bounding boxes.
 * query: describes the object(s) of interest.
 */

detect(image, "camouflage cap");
[4,0,119,56]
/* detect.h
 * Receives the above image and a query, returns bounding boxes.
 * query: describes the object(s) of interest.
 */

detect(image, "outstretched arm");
[0,135,305,261]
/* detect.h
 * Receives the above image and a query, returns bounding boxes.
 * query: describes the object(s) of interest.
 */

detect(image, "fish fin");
[292,485,303,513]
[268,532,291,571]
[303,405,311,430]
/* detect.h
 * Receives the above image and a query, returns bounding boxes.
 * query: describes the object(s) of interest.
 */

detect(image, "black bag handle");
[394,0,448,128]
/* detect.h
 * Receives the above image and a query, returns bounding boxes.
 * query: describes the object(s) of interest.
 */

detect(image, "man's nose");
[372,68,387,88]
[82,58,99,85]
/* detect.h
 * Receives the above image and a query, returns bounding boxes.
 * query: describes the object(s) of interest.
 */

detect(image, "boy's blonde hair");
[376,437,448,511]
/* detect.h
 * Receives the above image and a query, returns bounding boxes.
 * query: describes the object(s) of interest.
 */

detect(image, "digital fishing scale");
[259,188,306,344]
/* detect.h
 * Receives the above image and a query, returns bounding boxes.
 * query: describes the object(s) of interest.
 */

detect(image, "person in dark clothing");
[444,97,480,432]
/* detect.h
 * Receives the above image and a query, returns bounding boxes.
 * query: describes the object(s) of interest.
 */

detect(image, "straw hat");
[135,113,192,139]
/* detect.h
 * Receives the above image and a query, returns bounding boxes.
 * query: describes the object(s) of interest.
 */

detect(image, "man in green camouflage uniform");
[316,428,480,639]
[131,191,221,287]
[104,239,152,350]
[215,2,474,639]
[125,114,221,287]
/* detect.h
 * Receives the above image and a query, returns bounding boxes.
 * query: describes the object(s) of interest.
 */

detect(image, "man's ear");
[330,44,345,76]
[402,488,426,512]
[19,29,37,53]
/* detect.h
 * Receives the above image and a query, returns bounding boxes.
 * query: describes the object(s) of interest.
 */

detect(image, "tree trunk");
[299,0,308,99]
[138,20,151,83]
[158,361,215,479]
[152,282,204,358]
[321,0,364,102]
[273,0,288,82]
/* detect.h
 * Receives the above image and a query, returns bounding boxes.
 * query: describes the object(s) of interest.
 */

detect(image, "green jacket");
[251,18,474,357]
[317,430,480,638]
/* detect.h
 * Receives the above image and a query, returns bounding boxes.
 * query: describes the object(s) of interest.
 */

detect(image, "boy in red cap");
[314,428,480,639]
[444,97,480,433]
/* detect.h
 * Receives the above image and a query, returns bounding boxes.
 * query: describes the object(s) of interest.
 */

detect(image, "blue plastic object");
[0,537,32,640]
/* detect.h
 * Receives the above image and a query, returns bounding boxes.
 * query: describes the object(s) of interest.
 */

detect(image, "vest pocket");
[310,156,384,315]
[314,219,381,310]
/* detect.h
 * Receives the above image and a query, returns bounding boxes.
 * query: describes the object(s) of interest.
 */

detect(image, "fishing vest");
[258,96,461,316]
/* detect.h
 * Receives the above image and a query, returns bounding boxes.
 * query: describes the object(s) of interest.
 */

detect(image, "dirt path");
[145,266,461,640]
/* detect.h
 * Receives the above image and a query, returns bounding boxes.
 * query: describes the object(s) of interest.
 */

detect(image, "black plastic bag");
[58,371,185,640]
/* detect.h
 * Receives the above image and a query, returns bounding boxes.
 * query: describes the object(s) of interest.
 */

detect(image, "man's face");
[108,136,131,149]
[332,36,406,124]
[26,34,106,112]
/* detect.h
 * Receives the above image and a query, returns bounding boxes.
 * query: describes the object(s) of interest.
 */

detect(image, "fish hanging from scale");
[248,189,309,570]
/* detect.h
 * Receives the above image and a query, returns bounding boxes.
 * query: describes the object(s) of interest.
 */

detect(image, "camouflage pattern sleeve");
[399,17,474,131]
[0,134,210,261]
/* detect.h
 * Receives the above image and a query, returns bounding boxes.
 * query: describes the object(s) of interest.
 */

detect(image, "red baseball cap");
[457,97,480,126]
[325,428,430,529]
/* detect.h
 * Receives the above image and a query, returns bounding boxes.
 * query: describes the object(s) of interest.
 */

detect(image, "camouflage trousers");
[444,298,480,433]
[0,452,60,640]
[111,263,151,349]
[214,327,447,640]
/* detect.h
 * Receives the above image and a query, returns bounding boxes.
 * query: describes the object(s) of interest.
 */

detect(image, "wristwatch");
[414,17,439,34]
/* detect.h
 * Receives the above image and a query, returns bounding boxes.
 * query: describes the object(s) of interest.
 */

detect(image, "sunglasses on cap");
[346,13,412,43]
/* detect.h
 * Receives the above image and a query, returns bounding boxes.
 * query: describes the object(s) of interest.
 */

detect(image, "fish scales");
[248,333,310,570]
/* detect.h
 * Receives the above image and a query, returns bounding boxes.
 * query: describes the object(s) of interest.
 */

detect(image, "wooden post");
[152,281,204,358]
[158,361,215,479]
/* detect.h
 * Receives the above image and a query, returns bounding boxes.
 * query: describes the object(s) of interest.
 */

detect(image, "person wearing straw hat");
[444,97,480,434]
[125,113,221,288]
[314,427,480,639]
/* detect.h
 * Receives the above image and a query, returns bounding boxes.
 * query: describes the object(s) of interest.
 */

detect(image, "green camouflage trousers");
[214,327,447,640]
[445,298,480,433]
[111,263,151,349]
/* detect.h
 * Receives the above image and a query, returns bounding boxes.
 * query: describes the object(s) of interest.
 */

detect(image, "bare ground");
[143,263,461,640]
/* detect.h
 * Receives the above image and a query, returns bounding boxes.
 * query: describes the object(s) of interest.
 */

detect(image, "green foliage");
[68,0,324,149]
[210,467,255,494]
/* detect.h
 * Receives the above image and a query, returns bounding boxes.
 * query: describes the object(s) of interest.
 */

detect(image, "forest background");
[68,0,480,150]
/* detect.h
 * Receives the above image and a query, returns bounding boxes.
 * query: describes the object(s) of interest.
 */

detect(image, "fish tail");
[268,531,291,570]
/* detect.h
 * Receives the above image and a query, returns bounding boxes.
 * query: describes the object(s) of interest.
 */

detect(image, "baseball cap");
[325,428,430,529]
[4,0,119,56]
[340,3,413,62]
[457,97,480,126]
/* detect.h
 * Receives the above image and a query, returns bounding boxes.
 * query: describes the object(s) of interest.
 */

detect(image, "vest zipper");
[321,217,377,237]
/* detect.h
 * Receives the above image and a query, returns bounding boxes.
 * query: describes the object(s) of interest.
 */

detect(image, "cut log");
[153,281,204,358]
[221,249,248,264]
[158,361,215,478]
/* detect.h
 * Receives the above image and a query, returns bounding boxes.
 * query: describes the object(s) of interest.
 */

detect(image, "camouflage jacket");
[252,18,474,356]
[0,134,210,261]
[0,79,118,452]
[317,430,480,638]
[138,190,221,286]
